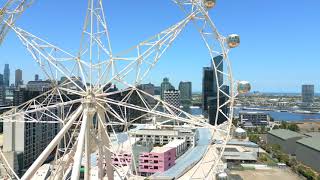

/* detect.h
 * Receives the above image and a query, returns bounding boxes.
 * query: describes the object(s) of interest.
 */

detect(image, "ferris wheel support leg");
[71,107,90,180]
[21,105,83,180]
[84,111,92,180]
[98,109,114,180]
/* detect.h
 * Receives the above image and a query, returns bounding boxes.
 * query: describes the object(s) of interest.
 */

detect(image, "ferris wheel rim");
[0,0,238,179]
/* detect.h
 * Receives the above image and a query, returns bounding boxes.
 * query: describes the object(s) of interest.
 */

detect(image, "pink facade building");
[138,147,176,176]
[111,152,132,167]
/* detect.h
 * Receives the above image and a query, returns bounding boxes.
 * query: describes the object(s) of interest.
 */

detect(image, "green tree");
[288,123,300,132]
[280,121,288,129]
[249,134,260,144]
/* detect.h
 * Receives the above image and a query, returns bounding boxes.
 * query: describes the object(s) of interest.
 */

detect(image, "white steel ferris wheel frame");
[0,0,239,179]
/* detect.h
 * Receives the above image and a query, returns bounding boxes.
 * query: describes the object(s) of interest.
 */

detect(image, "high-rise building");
[138,83,155,105]
[212,55,223,94]
[3,109,60,176]
[15,69,23,87]
[160,78,174,100]
[163,90,181,115]
[0,74,4,105]
[35,74,39,81]
[302,85,314,104]
[0,86,5,106]
[154,86,161,96]
[179,81,192,104]
[3,80,60,176]
[0,74,3,86]
[3,64,10,87]
[208,85,229,125]
[202,55,227,125]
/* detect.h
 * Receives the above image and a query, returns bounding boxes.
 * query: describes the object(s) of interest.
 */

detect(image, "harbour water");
[236,107,320,122]
[191,106,320,122]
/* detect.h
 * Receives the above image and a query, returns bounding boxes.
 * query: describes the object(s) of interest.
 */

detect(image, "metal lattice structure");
[0,0,244,179]
[0,0,33,45]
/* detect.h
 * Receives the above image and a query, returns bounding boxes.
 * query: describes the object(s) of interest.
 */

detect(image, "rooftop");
[304,132,320,138]
[164,139,186,148]
[151,147,173,153]
[268,129,305,140]
[297,136,320,152]
[228,139,259,148]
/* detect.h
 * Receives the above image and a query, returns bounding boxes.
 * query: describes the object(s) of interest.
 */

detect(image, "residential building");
[129,128,198,148]
[178,81,192,105]
[163,90,181,115]
[302,84,314,105]
[139,147,176,176]
[138,83,155,105]
[267,129,305,155]
[15,69,23,87]
[239,111,270,127]
[163,139,187,158]
[26,81,51,92]
[112,152,132,167]
[2,108,60,176]
[160,78,174,100]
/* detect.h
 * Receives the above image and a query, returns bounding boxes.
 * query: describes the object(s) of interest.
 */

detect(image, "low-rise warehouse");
[296,133,320,172]
[267,129,305,155]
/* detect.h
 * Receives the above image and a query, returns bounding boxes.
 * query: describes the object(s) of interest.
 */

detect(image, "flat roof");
[164,139,186,148]
[228,139,259,148]
[304,132,320,138]
[297,137,320,152]
[268,129,304,140]
[130,129,179,136]
[151,147,173,153]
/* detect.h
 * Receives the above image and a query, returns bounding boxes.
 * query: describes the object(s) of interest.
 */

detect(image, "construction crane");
[0,0,33,45]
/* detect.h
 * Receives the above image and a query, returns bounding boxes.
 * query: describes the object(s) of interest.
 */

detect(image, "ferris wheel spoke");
[0,0,33,45]
[98,97,208,128]
[95,12,197,93]
[0,149,19,179]
[6,25,88,92]
[20,105,83,180]
[77,0,113,87]
[0,88,82,123]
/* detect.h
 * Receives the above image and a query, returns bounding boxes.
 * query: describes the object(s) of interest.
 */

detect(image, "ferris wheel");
[0,0,250,179]
[0,0,33,45]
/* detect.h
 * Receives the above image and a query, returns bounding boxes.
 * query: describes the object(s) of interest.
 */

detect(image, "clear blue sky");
[0,0,320,93]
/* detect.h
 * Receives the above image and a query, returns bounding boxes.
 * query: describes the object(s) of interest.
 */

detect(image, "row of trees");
[273,121,300,132]
[260,143,319,180]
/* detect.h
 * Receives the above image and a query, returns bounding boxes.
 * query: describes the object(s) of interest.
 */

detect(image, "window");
[154,166,158,169]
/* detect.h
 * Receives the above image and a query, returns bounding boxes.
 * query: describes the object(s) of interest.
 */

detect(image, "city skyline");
[0,0,319,93]
[2,64,320,94]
